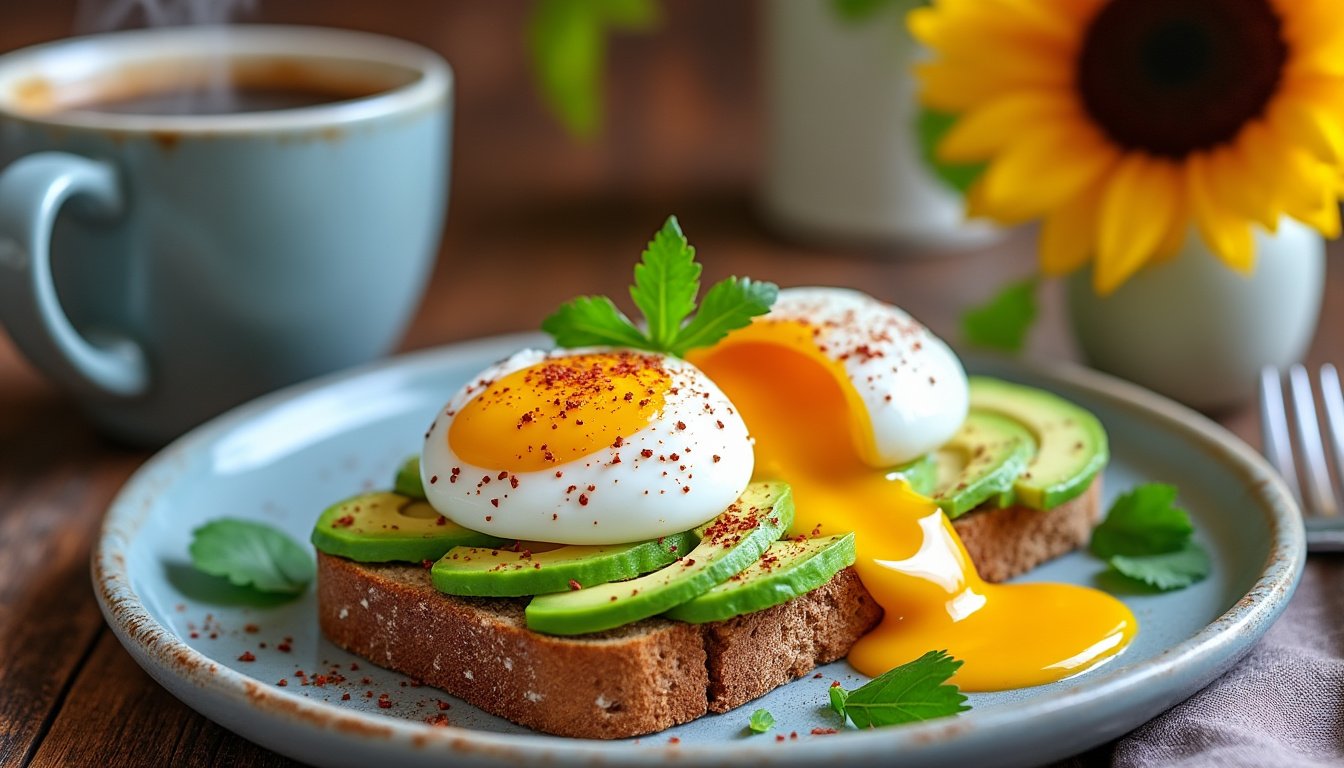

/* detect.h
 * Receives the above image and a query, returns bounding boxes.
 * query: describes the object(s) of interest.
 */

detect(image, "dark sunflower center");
[1077,0,1287,158]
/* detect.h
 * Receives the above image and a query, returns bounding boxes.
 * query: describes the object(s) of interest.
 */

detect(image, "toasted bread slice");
[316,476,1101,739]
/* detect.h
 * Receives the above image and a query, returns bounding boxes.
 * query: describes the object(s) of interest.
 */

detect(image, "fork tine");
[1289,364,1338,516]
[1260,367,1303,506]
[1320,364,1344,503]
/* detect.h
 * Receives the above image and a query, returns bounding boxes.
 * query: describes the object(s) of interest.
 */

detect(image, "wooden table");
[1,2,1340,766]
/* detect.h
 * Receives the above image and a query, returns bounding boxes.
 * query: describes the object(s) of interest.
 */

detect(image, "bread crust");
[316,476,1101,738]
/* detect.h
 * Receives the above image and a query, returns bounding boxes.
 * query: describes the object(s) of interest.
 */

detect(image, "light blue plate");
[94,333,1305,768]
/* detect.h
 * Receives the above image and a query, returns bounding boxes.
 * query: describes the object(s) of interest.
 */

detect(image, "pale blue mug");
[0,26,451,445]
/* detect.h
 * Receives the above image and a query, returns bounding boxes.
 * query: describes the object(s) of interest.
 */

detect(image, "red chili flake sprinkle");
[365,691,374,698]
[510,475,519,489]
[609,596,618,602]
[351,663,360,671]
[426,714,451,727]
[209,633,218,640]
[362,677,372,684]
[830,680,842,688]
[683,558,697,567]
[790,731,799,740]
[612,435,625,448]
[715,420,724,429]
[775,734,786,742]
[623,392,634,401]
[429,474,439,484]
[342,693,351,701]
[578,494,589,506]
[436,516,447,526]
[566,484,577,494]
[587,484,596,492]
[436,700,451,711]
[669,453,680,461]
[313,675,328,687]
[811,728,838,735]
[668,737,681,744]
[422,559,434,569]
[569,579,583,591]
[813,673,824,679]
[378,699,392,709]
[552,513,558,520]
[712,454,721,463]
[277,642,292,653]
[237,652,256,662]
[497,470,509,481]
[490,498,500,508]
[244,624,259,634]
[332,515,355,528]
[675,421,686,430]
[485,515,493,522]
[682,486,691,494]
[640,449,654,458]
[190,632,199,639]
[277,679,288,686]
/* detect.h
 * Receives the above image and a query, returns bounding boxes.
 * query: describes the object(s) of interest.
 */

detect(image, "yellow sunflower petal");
[1038,184,1104,276]
[1211,126,1285,230]
[1094,155,1180,295]
[1188,155,1255,273]
[937,91,1077,163]
[1269,97,1344,164]
[978,123,1118,222]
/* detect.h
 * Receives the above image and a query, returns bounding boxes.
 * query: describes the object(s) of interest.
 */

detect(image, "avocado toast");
[312,376,1109,739]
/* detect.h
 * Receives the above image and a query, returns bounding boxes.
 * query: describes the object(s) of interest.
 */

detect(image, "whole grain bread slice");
[316,475,1101,739]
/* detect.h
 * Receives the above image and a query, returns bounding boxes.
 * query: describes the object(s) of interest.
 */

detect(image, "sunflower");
[910,0,1344,294]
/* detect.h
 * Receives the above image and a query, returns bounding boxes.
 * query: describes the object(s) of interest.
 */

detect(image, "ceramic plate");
[94,333,1305,768]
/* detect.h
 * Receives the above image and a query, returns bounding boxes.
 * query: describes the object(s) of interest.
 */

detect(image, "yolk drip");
[688,325,1136,691]
[449,352,669,472]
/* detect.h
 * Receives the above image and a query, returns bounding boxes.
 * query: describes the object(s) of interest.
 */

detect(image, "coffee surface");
[68,83,372,115]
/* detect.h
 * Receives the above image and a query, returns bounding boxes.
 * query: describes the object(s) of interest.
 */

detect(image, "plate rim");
[93,333,1306,765]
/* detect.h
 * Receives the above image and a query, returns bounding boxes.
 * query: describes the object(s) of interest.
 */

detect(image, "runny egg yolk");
[688,322,1137,691]
[449,352,668,471]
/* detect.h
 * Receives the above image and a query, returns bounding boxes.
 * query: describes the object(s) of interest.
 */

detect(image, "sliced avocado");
[394,456,425,499]
[524,482,794,635]
[968,376,1109,510]
[311,491,505,563]
[431,530,698,597]
[664,533,855,623]
[888,453,937,496]
[932,410,1035,518]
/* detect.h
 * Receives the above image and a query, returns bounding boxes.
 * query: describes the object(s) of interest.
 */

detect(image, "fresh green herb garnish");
[543,216,778,356]
[828,684,849,717]
[828,650,969,728]
[1090,484,1209,591]
[527,0,658,138]
[189,519,314,596]
[747,708,775,733]
[1109,543,1211,590]
[961,277,1038,353]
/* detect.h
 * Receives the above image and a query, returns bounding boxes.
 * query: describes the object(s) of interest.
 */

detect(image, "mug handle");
[0,152,148,398]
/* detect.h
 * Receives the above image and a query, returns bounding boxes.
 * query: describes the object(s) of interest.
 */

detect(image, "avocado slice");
[431,530,699,597]
[664,533,856,623]
[968,377,1109,510]
[932,410,1035,518]
[888,453,937,496]
[524,482,794,635]
[393,456,425,500]
[311,491,505,563]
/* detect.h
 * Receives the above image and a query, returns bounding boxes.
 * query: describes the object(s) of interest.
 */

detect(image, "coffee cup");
[0,25,452,445]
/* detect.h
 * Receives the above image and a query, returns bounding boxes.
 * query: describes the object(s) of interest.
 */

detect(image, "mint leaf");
[961,278,1038,353]
[1110,542,1210,590]
[630,216,701,350]
[189,519,313,596]
[917,108,987,195]
[1090,484,1194,559]
[829,684,849,718]
[747,708,775,733]
[842,650,969,728]
[527,0,656,138]
[541,295,651,350]
[670,277,778,356]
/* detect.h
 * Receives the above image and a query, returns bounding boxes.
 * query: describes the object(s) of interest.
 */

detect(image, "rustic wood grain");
[0,1,1340,767]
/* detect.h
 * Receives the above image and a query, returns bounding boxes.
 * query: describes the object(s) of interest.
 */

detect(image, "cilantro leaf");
[541,295,651,350]
[841,650,969,728]
[189,519,313,596]
[669,277,778,356]
[1109,542,1211,591]
[630,216,701,350]
[829,684,849,718]
[961,277,1038,353]
[1090,484,1194,559]
[527,0,657,138]
[747,708,775,733]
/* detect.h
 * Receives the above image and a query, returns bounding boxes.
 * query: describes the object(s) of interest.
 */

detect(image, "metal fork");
[1259,364,1344,552]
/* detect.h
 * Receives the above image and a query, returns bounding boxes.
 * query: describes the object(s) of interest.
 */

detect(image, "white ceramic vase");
[1066,218,1325,411]
[760,0,995,247]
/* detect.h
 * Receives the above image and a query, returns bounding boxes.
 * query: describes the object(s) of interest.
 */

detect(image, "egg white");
[767,287,969,466]
[421,348,755,545]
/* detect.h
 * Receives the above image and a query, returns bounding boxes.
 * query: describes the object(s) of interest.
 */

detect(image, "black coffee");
[69,83,374,116]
